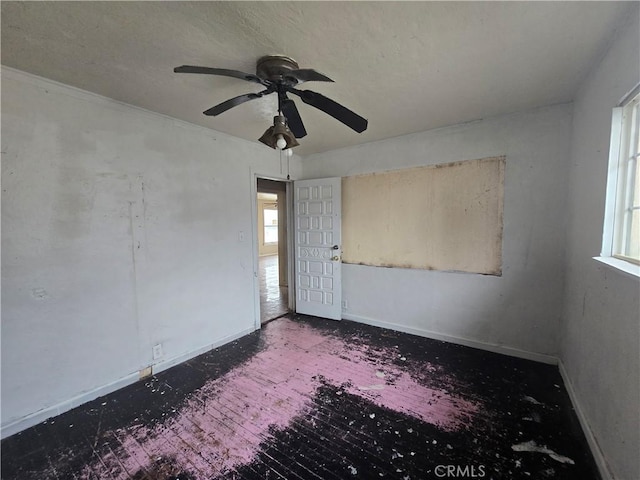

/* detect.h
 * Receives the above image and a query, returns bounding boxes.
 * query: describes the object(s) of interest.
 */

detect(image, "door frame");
[250,171,295,330]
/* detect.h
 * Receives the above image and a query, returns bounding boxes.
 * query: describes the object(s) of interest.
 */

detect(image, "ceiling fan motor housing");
[256,55,300,85]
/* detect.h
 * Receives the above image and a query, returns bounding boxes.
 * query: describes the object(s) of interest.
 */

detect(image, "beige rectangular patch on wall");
[342,156,505,275]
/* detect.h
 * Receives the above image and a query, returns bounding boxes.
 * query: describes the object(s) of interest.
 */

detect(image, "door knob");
[332,245,339,250]
[331,256,340,261]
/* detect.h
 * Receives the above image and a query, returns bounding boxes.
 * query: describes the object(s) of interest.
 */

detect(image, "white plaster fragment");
[348,465,357,475]
[523,412,541,423]
[376,371,385,378]
[523,395,544,405]
[359,384,385,391]
[511,440,575,464]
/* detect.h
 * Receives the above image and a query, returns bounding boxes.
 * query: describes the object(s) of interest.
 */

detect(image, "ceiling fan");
[174,55,368,146]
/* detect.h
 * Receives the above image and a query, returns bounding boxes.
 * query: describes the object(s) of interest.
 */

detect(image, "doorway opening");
[257,178,289,324]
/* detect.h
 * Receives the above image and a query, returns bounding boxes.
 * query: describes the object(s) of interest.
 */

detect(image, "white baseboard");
[151,327,255,375]
[0,372,140,440]
[0,326,256,440]
[342,313,558,365]
[559,360,613,480]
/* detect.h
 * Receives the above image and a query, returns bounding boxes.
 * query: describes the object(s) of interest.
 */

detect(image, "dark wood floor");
[1,315,599,480]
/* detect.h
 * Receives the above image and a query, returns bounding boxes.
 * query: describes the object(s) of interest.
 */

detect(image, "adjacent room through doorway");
[257,178,289,323]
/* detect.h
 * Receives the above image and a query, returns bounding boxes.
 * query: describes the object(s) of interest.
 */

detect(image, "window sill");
[593,256,640,279]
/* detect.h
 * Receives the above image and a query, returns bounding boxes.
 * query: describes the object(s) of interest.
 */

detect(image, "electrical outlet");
[152,343,163,360]
[342,299,348,310]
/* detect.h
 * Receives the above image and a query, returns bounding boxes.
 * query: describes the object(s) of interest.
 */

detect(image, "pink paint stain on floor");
[82,319,480,479]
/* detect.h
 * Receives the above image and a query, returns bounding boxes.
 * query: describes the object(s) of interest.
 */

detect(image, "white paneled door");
[294,178,342,320]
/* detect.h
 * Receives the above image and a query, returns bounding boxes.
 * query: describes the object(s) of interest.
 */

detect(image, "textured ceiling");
[1,1,632,155]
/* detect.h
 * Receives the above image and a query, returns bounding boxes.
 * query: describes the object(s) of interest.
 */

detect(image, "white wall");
[561,8,639,480]
[0,68,301,435]
[302,104,572,360]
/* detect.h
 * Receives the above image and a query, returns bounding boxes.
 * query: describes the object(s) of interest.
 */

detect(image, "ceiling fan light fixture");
[258,115,300,150]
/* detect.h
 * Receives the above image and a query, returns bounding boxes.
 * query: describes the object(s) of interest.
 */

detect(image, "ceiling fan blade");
[174,65,267,85]
[289,88,368,133]
[281,98,307,138]
[203,90,271,116]
[287,69,334,83]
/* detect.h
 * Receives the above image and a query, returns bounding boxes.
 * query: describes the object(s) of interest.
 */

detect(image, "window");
[599,86,640,275]
[263,204,278,244]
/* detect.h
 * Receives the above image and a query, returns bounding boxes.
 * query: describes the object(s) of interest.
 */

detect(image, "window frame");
[596,83,640,277]
[262,203,279,246]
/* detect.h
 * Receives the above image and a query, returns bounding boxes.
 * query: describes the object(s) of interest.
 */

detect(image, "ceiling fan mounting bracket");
[256,55,300,84]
